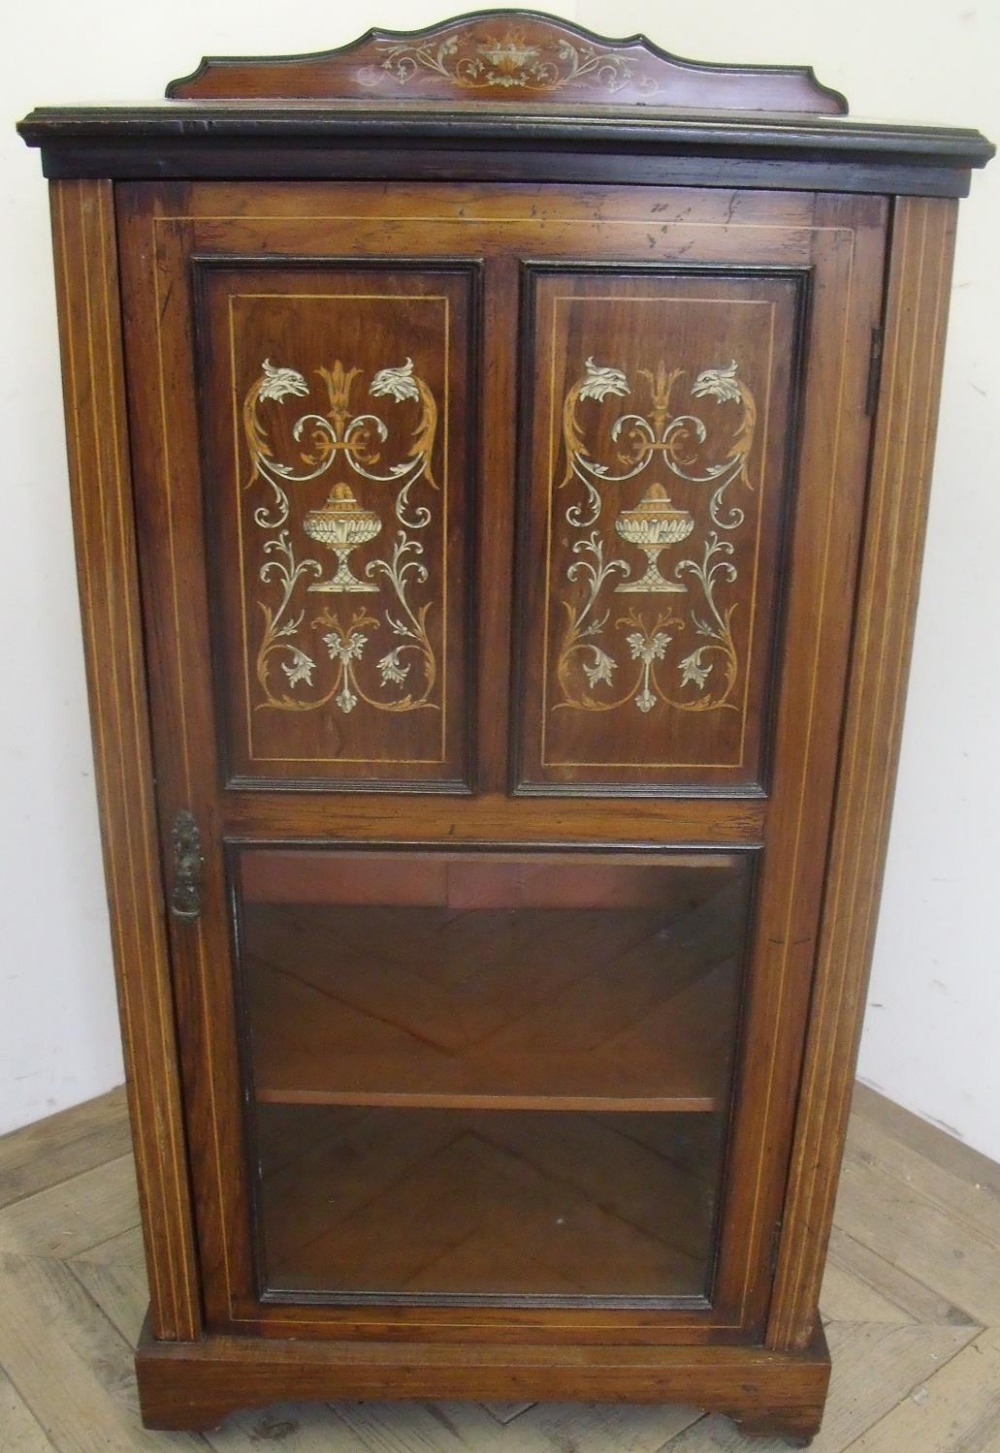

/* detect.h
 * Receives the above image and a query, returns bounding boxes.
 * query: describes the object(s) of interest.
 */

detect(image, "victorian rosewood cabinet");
[18,12,993,1443]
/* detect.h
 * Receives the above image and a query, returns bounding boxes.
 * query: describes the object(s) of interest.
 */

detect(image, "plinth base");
[135,1316,829,1445]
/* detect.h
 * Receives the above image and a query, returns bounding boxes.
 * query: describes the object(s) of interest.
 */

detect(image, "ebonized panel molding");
[18,110,993,196]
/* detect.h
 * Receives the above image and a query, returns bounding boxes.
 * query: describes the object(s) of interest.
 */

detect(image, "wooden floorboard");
[0,1252,205,1452]
[0,1154,140,1260]
[851,1084,1000,1201]
[0,1088,131,1211]
[0,1083,997,1451]
[833,1143,1000,1327]
[844,1325,1000,1452]
[0,1363,58,1453]
[820,1225,976,1327]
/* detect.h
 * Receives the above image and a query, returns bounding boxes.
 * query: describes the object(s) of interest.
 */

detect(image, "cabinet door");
[117,181,886,1340]
[237,845,751,1306]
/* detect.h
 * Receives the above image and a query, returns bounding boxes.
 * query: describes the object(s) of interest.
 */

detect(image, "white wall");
[3,2,997,1156]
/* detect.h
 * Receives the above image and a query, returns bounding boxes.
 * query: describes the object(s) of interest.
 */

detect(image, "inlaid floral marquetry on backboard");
[165,10,849,114]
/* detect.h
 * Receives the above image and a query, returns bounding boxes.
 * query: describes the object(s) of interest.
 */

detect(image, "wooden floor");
[1,1084,998,1450]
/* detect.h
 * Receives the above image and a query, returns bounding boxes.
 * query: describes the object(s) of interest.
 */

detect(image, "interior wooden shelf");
[256,1089,724,1113]
[250,955,733,1111]
[243,874,744,1115]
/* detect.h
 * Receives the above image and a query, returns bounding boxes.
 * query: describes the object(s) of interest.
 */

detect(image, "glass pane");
[257,1106,724,1299]
[234,849,753,1303]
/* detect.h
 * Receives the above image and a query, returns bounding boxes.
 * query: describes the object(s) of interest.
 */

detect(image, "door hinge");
[768,1218,784,1275]
[864,324,885,417]
[170,809,204,922]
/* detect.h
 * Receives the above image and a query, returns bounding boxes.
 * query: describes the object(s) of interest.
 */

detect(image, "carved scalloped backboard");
[167,10,847,114]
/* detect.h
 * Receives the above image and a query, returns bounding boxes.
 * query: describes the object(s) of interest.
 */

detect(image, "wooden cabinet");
[18,12,992,1443]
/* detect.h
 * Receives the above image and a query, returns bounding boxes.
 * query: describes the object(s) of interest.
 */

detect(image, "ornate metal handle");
[170,809,203,922]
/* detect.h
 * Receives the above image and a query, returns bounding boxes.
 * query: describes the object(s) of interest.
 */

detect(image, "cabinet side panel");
[49,178,201,1342]
[766,195,959,1351]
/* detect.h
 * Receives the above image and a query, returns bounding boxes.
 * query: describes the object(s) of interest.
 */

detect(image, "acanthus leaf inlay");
[553,357,756,717]
[243,355,441,717]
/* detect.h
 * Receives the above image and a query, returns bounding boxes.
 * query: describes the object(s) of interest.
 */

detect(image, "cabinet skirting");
[136,1317,830,1441]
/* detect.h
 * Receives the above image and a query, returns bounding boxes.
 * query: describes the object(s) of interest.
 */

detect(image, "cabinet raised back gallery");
[17,11,992,1442]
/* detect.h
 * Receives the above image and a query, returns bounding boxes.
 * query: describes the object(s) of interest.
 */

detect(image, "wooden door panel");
[195,261,477,789]
[516,266,804,794]
[115,181,887,1340]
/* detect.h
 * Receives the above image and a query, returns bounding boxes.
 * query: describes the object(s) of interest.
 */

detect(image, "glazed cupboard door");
[239,846,751,1308]
[115,180,887,1340]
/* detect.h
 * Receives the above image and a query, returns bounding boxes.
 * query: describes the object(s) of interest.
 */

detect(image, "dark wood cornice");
[16,11,993,195]
[16,104,994,197]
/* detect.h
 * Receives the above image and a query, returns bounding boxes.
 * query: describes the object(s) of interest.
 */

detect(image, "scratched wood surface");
[1,1081,996,1450]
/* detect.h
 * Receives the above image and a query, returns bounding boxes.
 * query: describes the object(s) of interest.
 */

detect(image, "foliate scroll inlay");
[167,12,848,112]
[243,356,439,717]
[554,358,757,717]
[363,24,645,96]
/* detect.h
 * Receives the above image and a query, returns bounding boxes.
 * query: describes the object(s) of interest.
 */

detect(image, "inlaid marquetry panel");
[195,262,477,789]
[515,267,806,795]
[166,12,846,115]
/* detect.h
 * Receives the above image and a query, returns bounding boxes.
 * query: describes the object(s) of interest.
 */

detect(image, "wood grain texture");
[330,1397,703,1452]
[242,866,744,1112]
[195,259,478,790]
[0,1087,131,1211]
[0,1253,202,1453]
[0,1365,57,1453]
[27,50,990,1435]
[708,192,887,1341]
[255,1108,721,1301]
[165,12,846,113]
[48,180,201,1342]
[218,788,766,842]
[833,1136,1000,1330]
[0,1155,138,1260]
[820,1225,975,1327]
[845,1324,1000,1451]
[852,1081,1000,1204]
[1,1082,995,1447]
[845,1102,1000,1255]
[134,1322,830,1435]
[660,1321,979,1452]
[70,1230,150,1350]
[515,267,803,795]
[767,195,960,1353]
